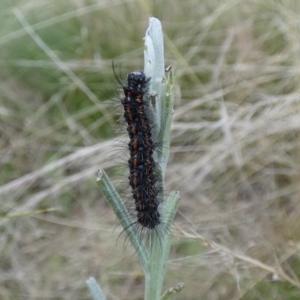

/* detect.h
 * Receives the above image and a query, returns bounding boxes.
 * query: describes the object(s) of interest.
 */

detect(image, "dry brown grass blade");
[0,140,113,196]
[175,225,300,288]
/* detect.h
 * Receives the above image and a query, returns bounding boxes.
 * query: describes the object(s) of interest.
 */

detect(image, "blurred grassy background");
[1,0,300,299]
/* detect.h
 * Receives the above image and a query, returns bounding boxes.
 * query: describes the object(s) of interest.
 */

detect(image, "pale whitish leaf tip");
[96,169,103,182]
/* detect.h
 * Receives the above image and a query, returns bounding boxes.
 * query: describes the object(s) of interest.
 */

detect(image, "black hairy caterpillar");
[117,69,163,234]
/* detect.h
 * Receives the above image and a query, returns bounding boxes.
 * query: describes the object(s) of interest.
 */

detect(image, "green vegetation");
[1,0,300,299]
